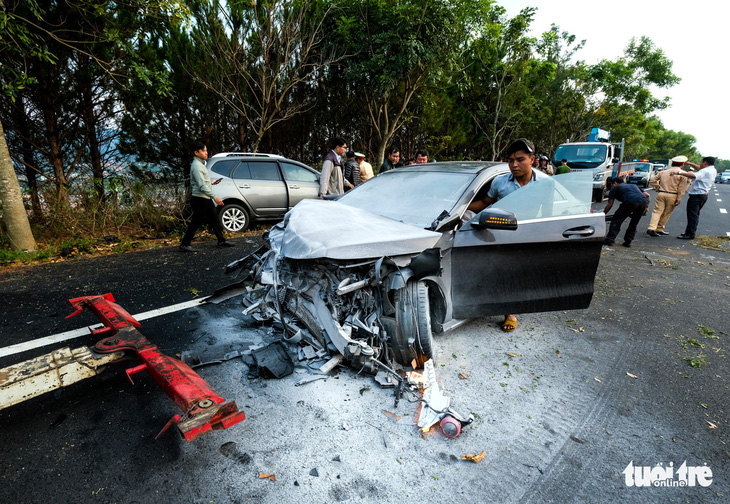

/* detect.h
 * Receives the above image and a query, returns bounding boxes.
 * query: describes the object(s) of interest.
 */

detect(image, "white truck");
[552,128,636,202]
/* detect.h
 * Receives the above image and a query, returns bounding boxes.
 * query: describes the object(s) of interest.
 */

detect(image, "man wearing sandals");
[468,138,548,332]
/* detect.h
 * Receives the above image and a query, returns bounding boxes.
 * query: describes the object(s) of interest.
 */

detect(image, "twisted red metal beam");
[67,294,245,441]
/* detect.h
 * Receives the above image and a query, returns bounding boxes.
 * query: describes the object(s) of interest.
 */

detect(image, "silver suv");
[208,153,320,232]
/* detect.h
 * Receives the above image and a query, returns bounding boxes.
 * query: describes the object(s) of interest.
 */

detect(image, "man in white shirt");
[671,156,717,239]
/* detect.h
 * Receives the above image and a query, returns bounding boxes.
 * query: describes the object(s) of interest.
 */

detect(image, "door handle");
[239,184,251,189]
[289,184,300,189]
[562,226,595,238]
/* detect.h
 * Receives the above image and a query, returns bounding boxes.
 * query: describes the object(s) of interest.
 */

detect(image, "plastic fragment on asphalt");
[417,359,451,431]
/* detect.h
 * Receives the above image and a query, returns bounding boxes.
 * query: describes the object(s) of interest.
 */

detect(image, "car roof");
[210,152,286,160]
[387,161,506,175]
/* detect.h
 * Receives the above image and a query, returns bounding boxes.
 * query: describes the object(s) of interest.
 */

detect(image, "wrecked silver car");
[228,164,604,375]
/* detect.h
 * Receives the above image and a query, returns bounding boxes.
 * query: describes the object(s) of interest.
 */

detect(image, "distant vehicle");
[552,128,636,202]
[720,171,730,184]
[208,153,320,232]
[627,161,655,188]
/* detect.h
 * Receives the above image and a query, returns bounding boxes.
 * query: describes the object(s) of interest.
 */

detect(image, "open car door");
[451,172,604,319]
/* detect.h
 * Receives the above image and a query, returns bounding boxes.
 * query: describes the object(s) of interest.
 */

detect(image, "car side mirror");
[612,157,619,163]
[471,208,518,230]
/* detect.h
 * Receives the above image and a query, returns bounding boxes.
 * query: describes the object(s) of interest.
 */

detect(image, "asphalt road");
[1,188,729,504]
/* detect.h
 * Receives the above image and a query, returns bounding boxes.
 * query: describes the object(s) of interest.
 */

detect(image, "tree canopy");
[0,0,717,248]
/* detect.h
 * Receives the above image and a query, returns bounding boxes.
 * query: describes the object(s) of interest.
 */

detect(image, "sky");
[498,0,729,159]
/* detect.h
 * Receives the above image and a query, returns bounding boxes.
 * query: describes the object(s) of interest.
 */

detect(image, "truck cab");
[553,128,628,202]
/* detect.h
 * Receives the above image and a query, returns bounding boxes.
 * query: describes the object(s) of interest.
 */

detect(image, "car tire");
[219,204,249,232]
[392,280,433,367]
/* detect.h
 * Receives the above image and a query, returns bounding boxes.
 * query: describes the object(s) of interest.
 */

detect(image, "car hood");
[269,199,442,260]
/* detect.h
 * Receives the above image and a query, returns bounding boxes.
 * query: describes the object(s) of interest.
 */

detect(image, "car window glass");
[281,162,317,183]
[232,162,251,179]
[338,170,473,228]
[249,162,281,181]
[209,159,239,176]
[491,171,593,221]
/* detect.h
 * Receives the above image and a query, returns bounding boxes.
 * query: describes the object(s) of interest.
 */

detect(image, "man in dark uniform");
[379,146,401,173]
[602,177,651,247]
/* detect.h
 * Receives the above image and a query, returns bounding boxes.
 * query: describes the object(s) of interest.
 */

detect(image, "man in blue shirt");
[602,177,651,247]
[468,138,547,333]
[670,156,717,239]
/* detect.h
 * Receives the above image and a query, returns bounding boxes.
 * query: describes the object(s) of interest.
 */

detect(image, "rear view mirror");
[472,208,518,230]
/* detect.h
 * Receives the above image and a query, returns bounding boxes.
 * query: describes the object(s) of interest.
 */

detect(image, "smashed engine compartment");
[223,201,473,436]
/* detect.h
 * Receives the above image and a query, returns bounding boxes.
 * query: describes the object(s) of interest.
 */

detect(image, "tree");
[335,0,492,166]
[183,0,339,153]
[464,6,539,159]
[0,0,50,250]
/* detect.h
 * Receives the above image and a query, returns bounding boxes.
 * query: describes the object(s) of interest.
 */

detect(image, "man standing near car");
[467,138,548,333]
[379,146,401,173]
[414,149,429,164]
[602,177,650,247]
[672,156,717,239]
[179,140,234,252]
[319,136,348,198]
[343,150,360,189]
[646,155,691,237]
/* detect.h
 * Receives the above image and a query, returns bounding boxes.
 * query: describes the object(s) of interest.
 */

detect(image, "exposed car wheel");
[219,204,249,232]
[392,280,433,367]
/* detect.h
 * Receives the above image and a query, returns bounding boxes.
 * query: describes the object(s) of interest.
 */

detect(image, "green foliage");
[1,0,706,248]
[698,325,718,338]
[684,354,706,369]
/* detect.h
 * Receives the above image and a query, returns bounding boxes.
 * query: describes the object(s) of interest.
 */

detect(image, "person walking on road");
[319,137,349,198]
[646,155,691,237]
[179,140,234,253]
[602,177,650,248]
[672,156,717,239]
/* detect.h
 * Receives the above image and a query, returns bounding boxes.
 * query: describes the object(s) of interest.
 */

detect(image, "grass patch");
[684,355,707,368]
[695,235,730,251]
[698,324,718,339]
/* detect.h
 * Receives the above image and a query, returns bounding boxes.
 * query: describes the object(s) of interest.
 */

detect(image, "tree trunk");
[81,79,105,204]
[16,94,43,218]
[0,119,37,251]
[38,63,69,205]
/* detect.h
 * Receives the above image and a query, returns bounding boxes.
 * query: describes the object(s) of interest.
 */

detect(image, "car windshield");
[338,170,474,228]
[553,144,608,168]
[636,163,652,172]
[490,171,593,221]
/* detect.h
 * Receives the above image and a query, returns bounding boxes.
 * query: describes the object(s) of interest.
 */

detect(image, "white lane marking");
[0,298,206,359]
[721,209,728,214]
[718,199,723,202]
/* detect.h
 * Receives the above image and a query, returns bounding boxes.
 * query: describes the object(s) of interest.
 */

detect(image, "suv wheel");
[219,204,249,232]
